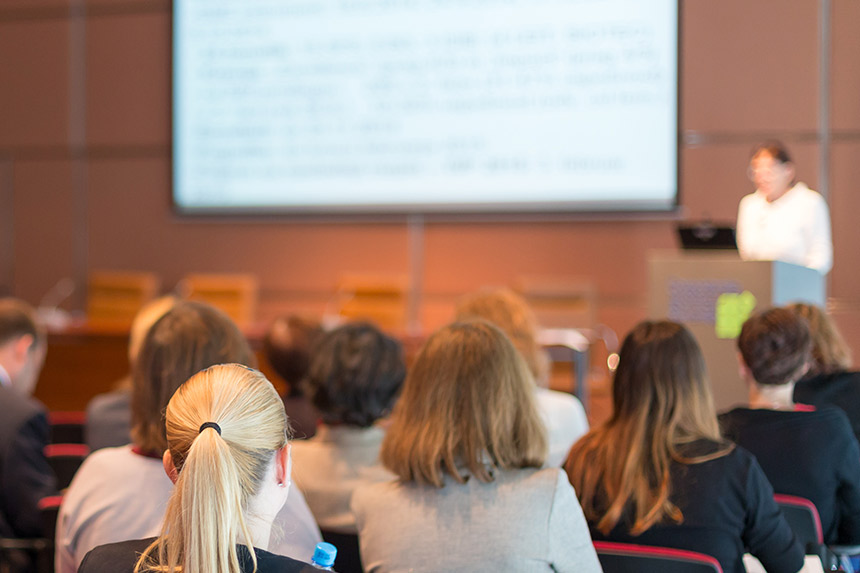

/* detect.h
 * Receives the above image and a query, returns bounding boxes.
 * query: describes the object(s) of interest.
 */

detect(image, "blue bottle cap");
[312,542,337,568]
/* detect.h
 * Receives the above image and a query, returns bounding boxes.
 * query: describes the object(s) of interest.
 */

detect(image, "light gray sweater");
[351,467,602,573]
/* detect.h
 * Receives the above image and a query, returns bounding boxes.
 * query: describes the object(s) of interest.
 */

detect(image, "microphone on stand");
[37,277,75,330]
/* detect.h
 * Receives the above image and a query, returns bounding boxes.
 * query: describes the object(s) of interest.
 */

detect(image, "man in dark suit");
[0,298,56,539]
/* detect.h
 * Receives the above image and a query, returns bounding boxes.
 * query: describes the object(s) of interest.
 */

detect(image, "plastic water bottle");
[311,541,337,571]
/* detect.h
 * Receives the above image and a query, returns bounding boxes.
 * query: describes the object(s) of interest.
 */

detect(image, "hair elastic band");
[199,422,222,435]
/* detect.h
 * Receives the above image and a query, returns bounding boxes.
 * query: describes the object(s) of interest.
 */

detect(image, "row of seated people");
[3,291,860,572]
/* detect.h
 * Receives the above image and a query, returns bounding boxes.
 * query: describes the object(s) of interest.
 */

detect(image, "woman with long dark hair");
[565,320,803,573]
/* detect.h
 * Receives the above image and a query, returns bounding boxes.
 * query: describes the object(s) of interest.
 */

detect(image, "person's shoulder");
[78,537,155,573]
[792,182,827,203]
[254,547,320,572]
[534,387,583,410]
[0,384,44,418]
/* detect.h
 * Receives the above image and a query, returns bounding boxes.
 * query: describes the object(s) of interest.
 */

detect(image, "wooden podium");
[648,251,825,411]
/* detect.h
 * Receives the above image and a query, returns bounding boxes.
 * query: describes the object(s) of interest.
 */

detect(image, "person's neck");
[764,183,793,203]
[244,512,275,551]
[749,382,795,410]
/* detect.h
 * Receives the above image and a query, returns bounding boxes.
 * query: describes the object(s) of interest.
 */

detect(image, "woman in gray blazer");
[351,319,601,573]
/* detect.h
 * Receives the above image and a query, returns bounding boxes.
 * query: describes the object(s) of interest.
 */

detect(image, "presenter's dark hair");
[304,321,405,427]
[751,141,793,164]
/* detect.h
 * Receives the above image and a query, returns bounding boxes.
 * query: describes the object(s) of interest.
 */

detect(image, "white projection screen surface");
[173,0,678,215]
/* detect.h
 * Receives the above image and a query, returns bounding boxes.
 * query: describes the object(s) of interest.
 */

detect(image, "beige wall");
[1,0,859,362]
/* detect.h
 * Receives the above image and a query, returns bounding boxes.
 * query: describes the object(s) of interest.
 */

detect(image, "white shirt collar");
[0,363,11,387]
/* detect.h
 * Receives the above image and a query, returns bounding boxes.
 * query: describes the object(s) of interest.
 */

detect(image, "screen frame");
[169,1,683,221]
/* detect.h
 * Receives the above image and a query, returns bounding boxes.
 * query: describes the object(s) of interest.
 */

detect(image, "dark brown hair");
[304,322,404,428]
[263,315,323,395]
[738,307,812,386]
[131,300,255,453]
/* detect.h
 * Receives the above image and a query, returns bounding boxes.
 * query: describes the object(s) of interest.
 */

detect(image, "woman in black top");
[565,320,804,573]
[79,364,319,573]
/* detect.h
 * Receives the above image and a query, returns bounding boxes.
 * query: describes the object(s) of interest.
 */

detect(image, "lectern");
[648,251,825,411]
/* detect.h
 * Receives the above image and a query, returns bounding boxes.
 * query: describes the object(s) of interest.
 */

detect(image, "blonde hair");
[565,321,732,535]
[787,303,852,375]
[135,364,288,573]
[454,288,548,384]
[380,320,546,487]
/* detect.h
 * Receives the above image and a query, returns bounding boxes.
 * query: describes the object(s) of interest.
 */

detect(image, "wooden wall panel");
[831,0,860,130]
[85,10,170,146]
[12,160,79,305]
[681,0,819,133]
[0,17,70,148]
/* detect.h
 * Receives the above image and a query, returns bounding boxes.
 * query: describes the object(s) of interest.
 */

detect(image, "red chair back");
[594,541,723,573]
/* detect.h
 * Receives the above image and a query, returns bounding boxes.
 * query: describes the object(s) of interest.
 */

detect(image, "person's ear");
[163,450,179,484]
[12,334,34,364]
[737,352,754,385]
[275,444,291,488]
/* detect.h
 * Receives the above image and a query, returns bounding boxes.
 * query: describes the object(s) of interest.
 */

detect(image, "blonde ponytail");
[135,364,288,573]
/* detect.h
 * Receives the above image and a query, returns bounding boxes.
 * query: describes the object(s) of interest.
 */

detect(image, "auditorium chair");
[774,493,857,572]
[87,270,160,330]
[593,540,723,572]
[44,443,89,490]
[176,273,258,329]
[331,273,409,332]
[48,411,86,444]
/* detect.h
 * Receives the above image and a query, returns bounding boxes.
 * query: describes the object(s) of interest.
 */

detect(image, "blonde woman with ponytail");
[564,320,804,573]
[79,364,319,573]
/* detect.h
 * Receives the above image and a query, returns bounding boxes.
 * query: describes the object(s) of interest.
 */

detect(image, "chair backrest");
[44,444,90,490]
[594,541,723,573]
[87,270,160,329]
[334,274,409,332]
[48,411,86,444]
[177,273,258,329]
[774,493,824,548]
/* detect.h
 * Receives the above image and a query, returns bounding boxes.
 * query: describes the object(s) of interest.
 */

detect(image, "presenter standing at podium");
[736,141,832,274]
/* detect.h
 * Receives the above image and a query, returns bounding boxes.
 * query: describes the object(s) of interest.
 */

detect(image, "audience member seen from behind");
[352,320,601,572]
[57,301,321,573]
[78,364,320,573]
[455,288,588,467]
[789,303,860,442]
[85,296,176,451]
[291,321,404,534]
[0,298,56,542]
[565,320,803,573]
[720,307,860,546]
[263,315,323,439]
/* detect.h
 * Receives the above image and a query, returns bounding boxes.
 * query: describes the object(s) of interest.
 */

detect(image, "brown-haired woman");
[79,364,319,573]
[57,301,321,573]
[351,320,601,572]
[455,287,589,467]
[565,320,803,573]
[789,303,860,443]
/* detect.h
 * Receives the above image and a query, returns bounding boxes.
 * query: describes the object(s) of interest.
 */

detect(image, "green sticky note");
[715,291,757,339]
